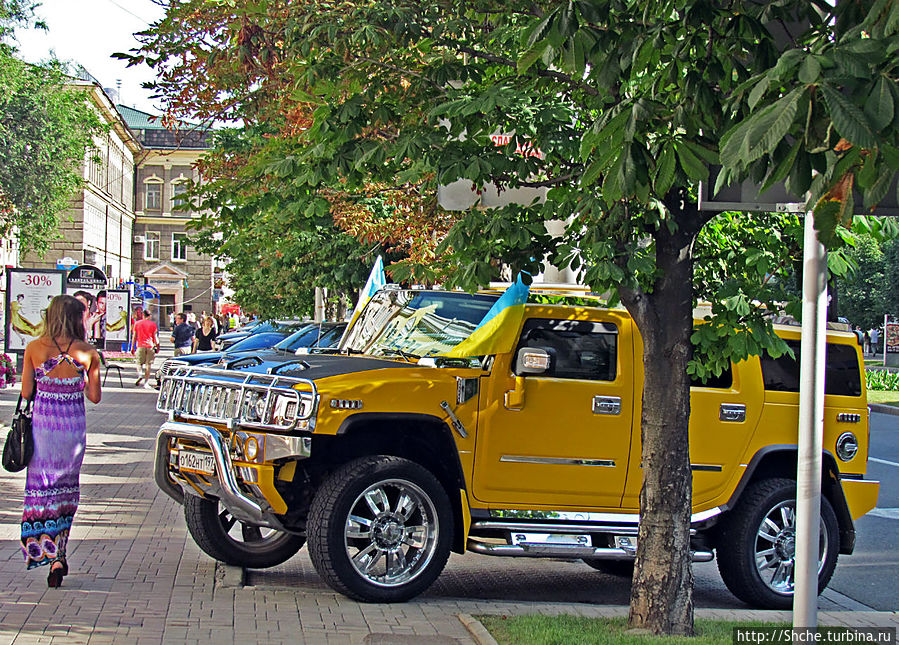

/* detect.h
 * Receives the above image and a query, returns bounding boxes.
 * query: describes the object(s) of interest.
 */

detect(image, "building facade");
[118,106,215,324]
[21,81,140,284]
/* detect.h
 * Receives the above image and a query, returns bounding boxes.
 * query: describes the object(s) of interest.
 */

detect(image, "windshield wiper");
[379,348,420,363]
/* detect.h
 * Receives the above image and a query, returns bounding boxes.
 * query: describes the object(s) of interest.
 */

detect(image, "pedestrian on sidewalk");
[170,313,195,356]
[193,316,217,352]
[19,295,102,588]
[133,309,160,388]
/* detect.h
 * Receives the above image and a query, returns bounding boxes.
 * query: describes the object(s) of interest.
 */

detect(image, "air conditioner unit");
[134,235,146,244]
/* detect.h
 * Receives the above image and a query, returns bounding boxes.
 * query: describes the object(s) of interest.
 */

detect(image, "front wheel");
[716,478,839,609]
[183,494,306,568]
[307,456,453,603]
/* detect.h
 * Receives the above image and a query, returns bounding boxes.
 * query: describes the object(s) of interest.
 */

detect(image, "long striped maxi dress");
[20,353,86,569]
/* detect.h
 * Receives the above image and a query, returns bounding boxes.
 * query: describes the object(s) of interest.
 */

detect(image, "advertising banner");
[885,322,899,354]
[4,268,67,352]
[104,290,131,346]
[65,265,108,348]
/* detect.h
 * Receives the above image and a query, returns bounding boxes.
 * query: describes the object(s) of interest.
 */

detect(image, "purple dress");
[20,353,86,569]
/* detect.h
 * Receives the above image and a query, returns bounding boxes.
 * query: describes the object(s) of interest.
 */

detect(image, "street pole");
[794,212,828,628]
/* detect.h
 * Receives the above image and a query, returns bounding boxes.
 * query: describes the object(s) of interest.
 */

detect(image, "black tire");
[716,478,839,609]
[183,494,305,568]
[307,456,453,603]
[582,558,635,577]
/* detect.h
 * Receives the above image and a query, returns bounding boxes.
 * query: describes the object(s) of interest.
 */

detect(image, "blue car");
[217,319,305,350]
[159,322,346,380]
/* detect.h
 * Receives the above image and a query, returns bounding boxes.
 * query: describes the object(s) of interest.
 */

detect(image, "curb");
[868,403,899,417]
[458,614,499,645]
[215,561,245,588]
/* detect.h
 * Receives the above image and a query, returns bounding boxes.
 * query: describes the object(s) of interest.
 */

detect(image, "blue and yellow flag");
[443,273,530,357]
[347,256,387,328]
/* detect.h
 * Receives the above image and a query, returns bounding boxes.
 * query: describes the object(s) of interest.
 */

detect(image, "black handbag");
[2,393,34,472]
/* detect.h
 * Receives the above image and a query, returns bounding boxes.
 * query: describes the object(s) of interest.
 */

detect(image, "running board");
[467,539,714,562]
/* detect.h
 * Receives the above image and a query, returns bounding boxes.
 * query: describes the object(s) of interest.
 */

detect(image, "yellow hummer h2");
[154,286,879,608]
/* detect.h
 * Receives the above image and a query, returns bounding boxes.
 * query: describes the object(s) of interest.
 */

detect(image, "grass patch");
[476,616,787,645]
[867,390,899,407]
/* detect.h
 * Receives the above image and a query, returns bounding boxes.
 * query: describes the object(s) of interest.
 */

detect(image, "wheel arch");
[721,445,855,554]
[310,412,468,554]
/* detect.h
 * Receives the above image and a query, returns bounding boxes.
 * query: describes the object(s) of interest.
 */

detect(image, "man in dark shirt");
[171,312,195,356]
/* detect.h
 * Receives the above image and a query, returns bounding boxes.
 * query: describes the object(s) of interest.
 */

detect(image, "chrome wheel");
[753,500,827,595]
[344,479,439,587]
[308,456,453,602]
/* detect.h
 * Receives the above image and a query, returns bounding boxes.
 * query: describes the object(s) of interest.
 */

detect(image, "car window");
[274,324,316,350]
[760,339,862,397]
[315,324,347,347]
[514,318,618,382]
[229,332,286,352]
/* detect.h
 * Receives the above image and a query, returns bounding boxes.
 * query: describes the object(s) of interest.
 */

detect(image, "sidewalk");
[0,378,895,644]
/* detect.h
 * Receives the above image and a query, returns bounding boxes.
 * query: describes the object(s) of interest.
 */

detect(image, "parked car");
[157,322,346,381]
[217,320,306,350]
[153,287,878,608]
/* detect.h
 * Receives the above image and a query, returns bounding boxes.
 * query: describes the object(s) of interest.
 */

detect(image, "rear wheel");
[307,456,453,603]
[716,478,839,609]
[183,494,305,568]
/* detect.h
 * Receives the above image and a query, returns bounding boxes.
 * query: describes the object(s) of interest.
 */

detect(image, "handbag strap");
[15,388,36,415]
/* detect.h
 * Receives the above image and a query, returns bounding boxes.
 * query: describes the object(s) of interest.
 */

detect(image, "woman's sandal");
[47,561,66,588]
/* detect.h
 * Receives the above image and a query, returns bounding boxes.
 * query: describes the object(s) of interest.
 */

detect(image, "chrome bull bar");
[155,421,267,524]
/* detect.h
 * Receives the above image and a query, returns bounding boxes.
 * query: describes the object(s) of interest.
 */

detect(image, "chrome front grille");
[156,366,318,431]
[161,359,189,376]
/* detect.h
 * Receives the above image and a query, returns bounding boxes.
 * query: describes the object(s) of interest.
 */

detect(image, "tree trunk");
[621,197,703,635]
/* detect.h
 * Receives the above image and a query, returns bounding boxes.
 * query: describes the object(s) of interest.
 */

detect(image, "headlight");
[244,436,259,460]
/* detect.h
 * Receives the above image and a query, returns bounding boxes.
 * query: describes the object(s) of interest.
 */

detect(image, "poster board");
[885,322,899,354]
[65,265,108,348]
[103,289,131,347]
[4,268,67,353]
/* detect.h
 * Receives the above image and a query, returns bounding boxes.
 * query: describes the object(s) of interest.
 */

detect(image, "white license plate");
[178,450,215,475]
[511,532,591,546]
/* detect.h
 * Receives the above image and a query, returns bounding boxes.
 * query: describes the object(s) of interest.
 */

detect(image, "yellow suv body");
[154,287,878,608]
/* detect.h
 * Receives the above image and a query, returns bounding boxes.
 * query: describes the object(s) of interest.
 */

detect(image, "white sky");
[11,0,167,114]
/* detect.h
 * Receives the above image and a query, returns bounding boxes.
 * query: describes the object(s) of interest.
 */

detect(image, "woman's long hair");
[41,295,86,341]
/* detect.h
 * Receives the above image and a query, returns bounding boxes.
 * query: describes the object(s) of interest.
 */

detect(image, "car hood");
[227,353,417,380]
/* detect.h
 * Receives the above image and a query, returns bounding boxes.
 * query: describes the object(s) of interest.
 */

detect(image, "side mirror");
[515,347,552,376]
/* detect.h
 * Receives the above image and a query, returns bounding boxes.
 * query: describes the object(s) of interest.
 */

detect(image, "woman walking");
[193,316,218,352]
[19,295,102,587]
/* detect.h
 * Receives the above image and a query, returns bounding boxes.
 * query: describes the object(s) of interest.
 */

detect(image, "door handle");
[719,403,746,422]
[592,396,621,415]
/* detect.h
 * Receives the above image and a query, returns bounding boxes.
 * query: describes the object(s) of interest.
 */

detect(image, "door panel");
[473,310,636,509]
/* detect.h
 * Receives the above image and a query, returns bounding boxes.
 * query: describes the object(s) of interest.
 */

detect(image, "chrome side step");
[467,539,714,562]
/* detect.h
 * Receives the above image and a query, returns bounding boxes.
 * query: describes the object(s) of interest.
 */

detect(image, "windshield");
[274,324,317,350]
[341,290,497,358]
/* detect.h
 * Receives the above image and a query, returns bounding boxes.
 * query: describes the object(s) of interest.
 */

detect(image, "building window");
[172,233,188,261]
[145,181,162,211]
[145,232,160,261]
[172,181,187,209]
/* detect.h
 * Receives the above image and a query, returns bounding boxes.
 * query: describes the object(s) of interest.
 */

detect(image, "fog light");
[244,436,259,460]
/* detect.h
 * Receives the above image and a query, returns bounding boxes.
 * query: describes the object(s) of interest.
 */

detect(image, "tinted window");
[690,366,733,389]
[515,319,617,382]
[761,340,861,397]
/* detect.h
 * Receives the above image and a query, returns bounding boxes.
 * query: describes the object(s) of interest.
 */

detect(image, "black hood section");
[233,354,417,381]
[297,355,416,380]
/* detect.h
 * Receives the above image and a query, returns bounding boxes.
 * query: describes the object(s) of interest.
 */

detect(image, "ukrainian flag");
[347,256,387,327]
[443,273,530,357]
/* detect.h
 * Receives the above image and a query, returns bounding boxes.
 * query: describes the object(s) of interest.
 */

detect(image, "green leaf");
[654,144,676,195]
[745,88,804,164]
[864,166,894,209]
[518,39,549,74]
[820,84,878,148]
[760,137,802,194]
[676,142,708,181]
[865,76,894,131]
[798,55,822,84]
